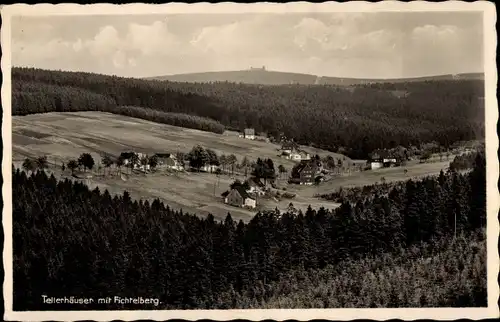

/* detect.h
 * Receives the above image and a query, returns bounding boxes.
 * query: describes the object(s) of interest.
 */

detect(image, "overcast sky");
[11,12,484,79]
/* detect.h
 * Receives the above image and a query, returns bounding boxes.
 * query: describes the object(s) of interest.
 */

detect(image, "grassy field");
[12,111,452,221]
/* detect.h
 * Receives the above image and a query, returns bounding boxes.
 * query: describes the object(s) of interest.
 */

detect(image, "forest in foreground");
[12,67,484,159]
[13,152,486,310]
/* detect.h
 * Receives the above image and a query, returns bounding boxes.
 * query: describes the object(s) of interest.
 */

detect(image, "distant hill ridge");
[145,68,484,85]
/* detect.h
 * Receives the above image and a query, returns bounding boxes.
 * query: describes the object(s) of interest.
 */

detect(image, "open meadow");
[13,111,452,221]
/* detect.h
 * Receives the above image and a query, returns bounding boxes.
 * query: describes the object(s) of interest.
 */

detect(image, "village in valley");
[17,118,476,219]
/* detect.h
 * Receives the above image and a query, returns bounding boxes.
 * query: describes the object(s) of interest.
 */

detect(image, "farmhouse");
[290,159,323,185]
[224,186,257,209]
[120,151,149,171]
[154,153,184,171]
[243,128,255,140]
[246,177,266,196]
[369,151,400,170]
[299,150,311,161]
[281,148,310,161]
[280,142,296,154]
[299,160,322,185]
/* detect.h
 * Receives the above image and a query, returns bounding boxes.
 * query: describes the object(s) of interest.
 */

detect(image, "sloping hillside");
[146,68,485,86]
[12,67,485,160]
[146,69,318,85]
[12,111,351,221]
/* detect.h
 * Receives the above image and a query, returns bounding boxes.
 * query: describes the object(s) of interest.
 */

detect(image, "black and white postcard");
[1,2,499,321]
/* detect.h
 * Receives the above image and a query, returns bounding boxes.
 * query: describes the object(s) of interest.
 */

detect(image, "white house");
[281,149,310,162]
[155,153,184,171]
[243,128,255,140]
[200,164,220,173]
[370,161,384,170]
[224,186,257,209]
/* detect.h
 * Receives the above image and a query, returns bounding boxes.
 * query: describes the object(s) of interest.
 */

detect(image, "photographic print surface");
[2,2,499,321]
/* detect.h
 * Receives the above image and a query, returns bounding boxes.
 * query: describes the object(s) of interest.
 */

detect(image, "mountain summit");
[145,68,484,86]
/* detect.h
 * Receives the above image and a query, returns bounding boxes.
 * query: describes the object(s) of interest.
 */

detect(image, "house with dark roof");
[369,150,400,170]
[224,185,257,209]
[289,159,323,185]
[246,177,266,196]
[154,153,183,171]
[299,160,321,185]
[280,141,297,154]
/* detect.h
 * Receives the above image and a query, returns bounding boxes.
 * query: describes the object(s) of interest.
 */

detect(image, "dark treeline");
[12,67,484,159]
[13,152,486,310]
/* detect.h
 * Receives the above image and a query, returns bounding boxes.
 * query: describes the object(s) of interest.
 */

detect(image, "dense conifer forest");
[13,151,486,310]
[12,67,484,159]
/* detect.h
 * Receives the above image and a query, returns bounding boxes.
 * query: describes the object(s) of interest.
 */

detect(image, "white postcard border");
[1,2,499,321]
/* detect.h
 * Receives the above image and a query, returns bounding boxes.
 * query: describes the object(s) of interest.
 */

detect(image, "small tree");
[220,155,228,174]
[78,153,95,172]
[116,157,124,175]
[206,148,220,169]
[67,159,78,175]
[227,154,238,175]
[129,153,140,173]
[35,156,48,172]
[240,156,250,177]
[176,152,186,167]
[188,145,209,172]
[140,155,149,173]
[148,155,158,172]
[278,164,287,179]
[102,154,114,176]
[22,158,35,174]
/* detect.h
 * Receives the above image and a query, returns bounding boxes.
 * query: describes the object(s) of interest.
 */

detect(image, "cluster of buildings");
[119,152,184,172]
[279,142,311,161]
[120,151,223,173]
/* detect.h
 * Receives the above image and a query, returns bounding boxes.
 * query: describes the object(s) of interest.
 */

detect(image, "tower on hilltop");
[250,65,266,71]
